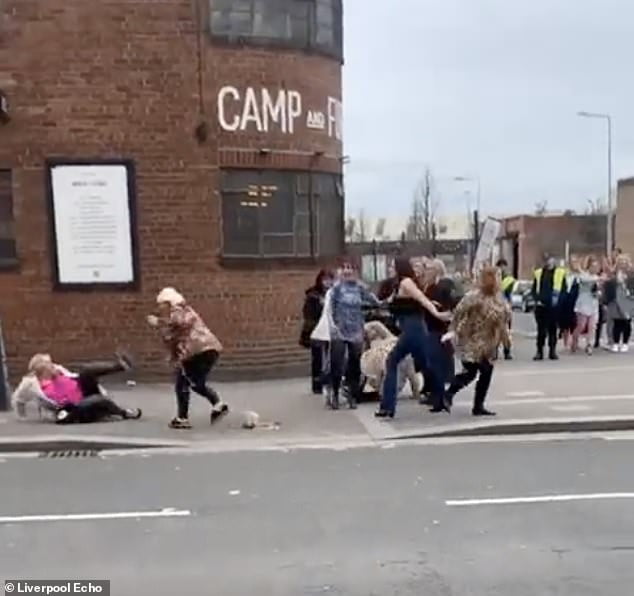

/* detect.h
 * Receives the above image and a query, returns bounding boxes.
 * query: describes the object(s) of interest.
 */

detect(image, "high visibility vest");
[501,275,516,293]
[534,267,566,306]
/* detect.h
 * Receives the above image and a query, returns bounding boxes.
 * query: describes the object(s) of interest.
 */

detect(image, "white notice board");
[47,161,138,288]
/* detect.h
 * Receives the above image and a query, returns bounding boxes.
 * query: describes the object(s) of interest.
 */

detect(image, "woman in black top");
[376,256,451,418]
[300,269,334,394]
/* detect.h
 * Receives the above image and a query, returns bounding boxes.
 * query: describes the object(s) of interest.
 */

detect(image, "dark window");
[221,169,344,258]
[209,0,343,61]
[0,169,17,267]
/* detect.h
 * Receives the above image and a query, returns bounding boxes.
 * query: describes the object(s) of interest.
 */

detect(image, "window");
[221,169,344,258]
[0,169,17,267]
[210,0,343,61]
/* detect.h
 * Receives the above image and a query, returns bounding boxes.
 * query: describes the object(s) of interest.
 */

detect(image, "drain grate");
[40,450,101,458]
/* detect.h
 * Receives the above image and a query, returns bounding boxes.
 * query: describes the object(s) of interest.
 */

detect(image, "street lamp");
[577,111,613,254]
[454,176,482,269]
[454,175,481,213]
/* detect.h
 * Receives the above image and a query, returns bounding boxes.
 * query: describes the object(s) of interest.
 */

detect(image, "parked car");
[510,280,535,312]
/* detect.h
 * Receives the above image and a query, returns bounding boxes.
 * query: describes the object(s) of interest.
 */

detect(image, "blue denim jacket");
[330,280,379,343]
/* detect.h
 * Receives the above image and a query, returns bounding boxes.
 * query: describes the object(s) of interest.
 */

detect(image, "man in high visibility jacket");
[497,259,516,360]
[531,254,568,361]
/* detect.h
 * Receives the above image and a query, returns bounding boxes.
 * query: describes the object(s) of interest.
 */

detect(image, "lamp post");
[455,176,482,269]
[577,111,613,255]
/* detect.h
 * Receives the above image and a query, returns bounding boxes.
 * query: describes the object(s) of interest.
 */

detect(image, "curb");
[383,415,634,440]
[0,435,188,454]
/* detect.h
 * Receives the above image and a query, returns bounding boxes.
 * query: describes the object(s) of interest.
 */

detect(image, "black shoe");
[374,409,394,418]
[549,351,559,361]
[429,397,451,414]
[472,407,497,417]
[312,387,323,396]
[329,394,340,410]
[419,394,434,406]
[504,351,513,361]
[210,402,229,423]
[533,352,544,361]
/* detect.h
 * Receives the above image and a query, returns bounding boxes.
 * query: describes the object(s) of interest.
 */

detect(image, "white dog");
[361,321,422,398]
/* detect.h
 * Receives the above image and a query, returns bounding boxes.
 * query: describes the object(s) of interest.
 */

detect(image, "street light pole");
[578,111,613,255]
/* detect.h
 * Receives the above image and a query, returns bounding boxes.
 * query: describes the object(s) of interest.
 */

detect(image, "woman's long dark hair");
[393,256,422,289]
[314,269,334,293]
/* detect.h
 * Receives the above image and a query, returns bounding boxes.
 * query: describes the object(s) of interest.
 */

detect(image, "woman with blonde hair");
[148,287,228,429]
[571,255,601,354]
[442,266,511,417]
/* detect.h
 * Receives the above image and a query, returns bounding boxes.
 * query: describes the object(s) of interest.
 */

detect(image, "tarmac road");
[1,436,634,595]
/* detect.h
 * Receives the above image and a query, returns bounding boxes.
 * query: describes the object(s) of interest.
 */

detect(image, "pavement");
[2,312,634,452]
[2,437,634,594]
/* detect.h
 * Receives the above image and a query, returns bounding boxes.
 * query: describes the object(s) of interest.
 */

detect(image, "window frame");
[220,168,344,261]
[0,168,18,270]
[209,0,344,63]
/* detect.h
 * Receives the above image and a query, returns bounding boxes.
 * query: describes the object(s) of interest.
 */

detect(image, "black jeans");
[446,359,494,411]
[61,361,127,423]
[175,350,220,419]
[329,340,362,401]
[535,305,558,353]
[612,319,632,344]
[310,341,326,392]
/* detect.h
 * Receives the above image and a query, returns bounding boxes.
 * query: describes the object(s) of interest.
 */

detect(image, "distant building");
[616,178,634,257]
[498,214,606,279]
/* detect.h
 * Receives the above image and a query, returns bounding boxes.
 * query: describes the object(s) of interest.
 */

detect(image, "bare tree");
[585,197,608,215]
[534,200,548,216]
[407,167,439,241]
[355,209,368,242]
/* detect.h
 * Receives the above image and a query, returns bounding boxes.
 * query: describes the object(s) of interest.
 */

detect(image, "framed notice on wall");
[45,159,140,290]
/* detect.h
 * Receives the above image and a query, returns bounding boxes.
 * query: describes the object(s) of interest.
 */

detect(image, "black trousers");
[175,350,220,419]
[310,341,326,392]
[446,359,494,411]
[535,306,558,352]
[329,340,362,400]
[613,319,632,344]
[61,361,127,423]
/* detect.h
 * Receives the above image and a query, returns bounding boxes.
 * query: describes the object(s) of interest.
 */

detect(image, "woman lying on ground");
[12,352,141,424]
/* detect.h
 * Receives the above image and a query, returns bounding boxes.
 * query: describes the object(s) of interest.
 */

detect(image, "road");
[2,437,634,595]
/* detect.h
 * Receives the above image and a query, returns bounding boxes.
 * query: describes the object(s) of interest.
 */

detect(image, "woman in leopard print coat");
[361,321,421,399]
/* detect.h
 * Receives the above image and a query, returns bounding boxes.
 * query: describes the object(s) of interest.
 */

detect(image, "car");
[510,280,535,312]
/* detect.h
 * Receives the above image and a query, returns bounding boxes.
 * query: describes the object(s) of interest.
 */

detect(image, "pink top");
[40,374,83,406]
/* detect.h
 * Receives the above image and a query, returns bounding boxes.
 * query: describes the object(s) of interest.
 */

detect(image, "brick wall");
[0,0,343,379]
[616,178,634,258]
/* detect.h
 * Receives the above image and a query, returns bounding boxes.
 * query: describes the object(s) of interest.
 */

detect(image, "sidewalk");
[3,337,634,452]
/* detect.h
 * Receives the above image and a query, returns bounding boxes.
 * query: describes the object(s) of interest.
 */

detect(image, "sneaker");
[124,408,142,420]
[621,344,630,353]
[55,409,70,424]
[169,417,192,430]
[585,345,593,356]
[210,402,229,423]
[611,344,620,353]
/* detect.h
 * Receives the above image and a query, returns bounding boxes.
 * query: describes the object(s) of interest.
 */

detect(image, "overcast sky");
[342,0,634,218]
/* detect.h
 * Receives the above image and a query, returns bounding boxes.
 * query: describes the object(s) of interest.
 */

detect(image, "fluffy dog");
[361,321,421,398]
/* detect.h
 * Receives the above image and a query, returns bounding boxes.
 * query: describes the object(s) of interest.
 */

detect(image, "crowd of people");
[523,250,634,360]
[300,256,510,419]
[9,249,633,429]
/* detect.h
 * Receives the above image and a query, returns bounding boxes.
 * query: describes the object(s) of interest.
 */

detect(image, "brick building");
[616,178,634,257]
[0,0,345,379]
[498,214,606,279]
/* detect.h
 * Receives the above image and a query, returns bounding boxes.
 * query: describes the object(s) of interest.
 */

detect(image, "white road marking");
[500,365,634,377]
[549,405,593,412]
[506,390,545,397]
[446,493,634,507]
[501,394,634,406]
[0,507,191,524]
